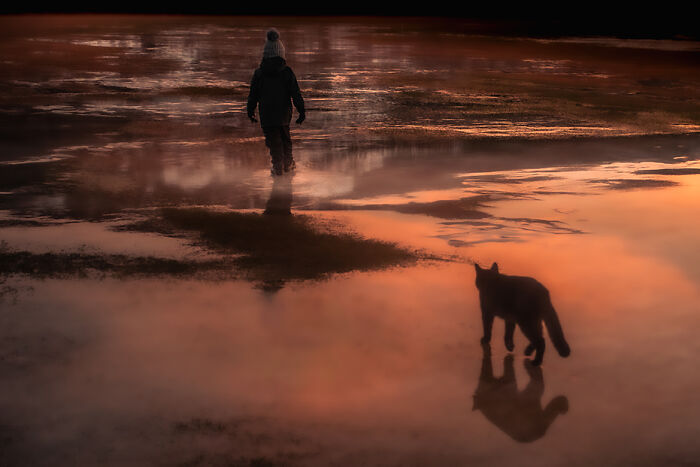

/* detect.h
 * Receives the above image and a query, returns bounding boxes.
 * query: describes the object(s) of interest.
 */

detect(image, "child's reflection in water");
[264,174,293,216]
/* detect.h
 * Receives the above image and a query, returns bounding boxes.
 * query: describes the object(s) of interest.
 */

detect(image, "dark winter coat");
[247,57,305,128]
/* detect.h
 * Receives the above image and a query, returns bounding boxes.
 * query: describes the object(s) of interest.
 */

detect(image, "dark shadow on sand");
[0,177,424,291]
[634,168,700,175]
[588,178,678,190]
[117,176,423,291]
[472,346,569,443]
[154,208,418,288]
[320,195,492,220]
[0,250,236,279]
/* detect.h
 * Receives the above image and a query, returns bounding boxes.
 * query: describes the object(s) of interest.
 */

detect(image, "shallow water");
[1,15,700,466]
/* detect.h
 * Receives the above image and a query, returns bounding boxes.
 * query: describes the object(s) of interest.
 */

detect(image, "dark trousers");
[262,125,293,169]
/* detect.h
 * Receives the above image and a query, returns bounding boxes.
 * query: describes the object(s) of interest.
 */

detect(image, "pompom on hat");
[263,28,286,59]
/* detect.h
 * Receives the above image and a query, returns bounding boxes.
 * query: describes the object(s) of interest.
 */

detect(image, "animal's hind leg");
[504,320,515,352]
[520,321,545,366]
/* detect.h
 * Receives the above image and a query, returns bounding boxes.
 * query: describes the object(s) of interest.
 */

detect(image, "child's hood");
[260,56,288,76]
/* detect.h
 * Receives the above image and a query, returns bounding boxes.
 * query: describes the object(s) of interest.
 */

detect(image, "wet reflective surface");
[1,15,700,466]
[473,348,569,443]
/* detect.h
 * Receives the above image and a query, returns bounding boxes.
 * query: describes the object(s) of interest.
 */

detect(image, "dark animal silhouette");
[474,262,570,365]
[473,346,569,442]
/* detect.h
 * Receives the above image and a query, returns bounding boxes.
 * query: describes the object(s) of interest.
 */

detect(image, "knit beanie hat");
[262,29,286,59]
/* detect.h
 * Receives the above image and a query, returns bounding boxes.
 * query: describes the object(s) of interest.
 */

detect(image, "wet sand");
[1,15,700,466]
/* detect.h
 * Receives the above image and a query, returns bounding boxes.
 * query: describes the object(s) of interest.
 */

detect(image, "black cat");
[474,262,570,365]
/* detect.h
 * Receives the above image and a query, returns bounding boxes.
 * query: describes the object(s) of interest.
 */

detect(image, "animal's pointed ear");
[490,262,499,273]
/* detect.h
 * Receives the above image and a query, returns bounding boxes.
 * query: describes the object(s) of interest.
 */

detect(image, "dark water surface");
[1,15,700,466]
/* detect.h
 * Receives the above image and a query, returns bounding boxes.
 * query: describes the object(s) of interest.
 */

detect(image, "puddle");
[1,15,699,467]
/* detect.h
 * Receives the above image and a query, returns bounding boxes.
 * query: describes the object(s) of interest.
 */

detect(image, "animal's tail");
[544,302,570,357]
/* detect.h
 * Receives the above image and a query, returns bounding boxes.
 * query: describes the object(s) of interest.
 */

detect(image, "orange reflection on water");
[4,220,699,464]
[1,14,699,466]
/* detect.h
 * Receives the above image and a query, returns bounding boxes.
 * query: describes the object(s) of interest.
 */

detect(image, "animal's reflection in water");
[473,346,569,442]
[264,174,293,216]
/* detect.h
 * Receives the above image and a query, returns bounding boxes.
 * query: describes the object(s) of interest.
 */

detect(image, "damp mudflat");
[1,15,700,467]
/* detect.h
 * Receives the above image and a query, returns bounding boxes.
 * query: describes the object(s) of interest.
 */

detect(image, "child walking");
[247,29,306,176]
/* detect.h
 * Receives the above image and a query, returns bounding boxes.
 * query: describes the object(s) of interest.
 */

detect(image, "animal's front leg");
[480,313,494,347]
[504,320,515,352]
